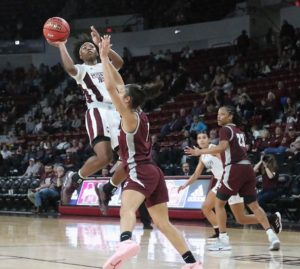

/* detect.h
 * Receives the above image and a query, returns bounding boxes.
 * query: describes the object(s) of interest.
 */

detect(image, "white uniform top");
[200,144,224,180]
[71,63,113,109]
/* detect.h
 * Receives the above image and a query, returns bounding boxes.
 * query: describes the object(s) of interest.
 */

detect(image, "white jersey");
[200,144,223,180]
[71,63,112,108]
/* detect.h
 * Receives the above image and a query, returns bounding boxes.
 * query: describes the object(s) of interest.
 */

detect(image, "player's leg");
[239,166,280,250]
[207,194,232,251]
[229,194,259,225]
[148,203,202,269]
[230,199,282,233]
[95,162,127,215]
[246,198,280,251]
[202,190,219,238]
[72,139,113,183]
[138,201,153,229]
[102,189,144,269]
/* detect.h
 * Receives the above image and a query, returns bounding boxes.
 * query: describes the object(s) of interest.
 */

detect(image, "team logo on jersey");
[90,72,104,83]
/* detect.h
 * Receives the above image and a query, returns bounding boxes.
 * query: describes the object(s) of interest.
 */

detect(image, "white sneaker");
[208,236,232,251]
[268,233,280,251]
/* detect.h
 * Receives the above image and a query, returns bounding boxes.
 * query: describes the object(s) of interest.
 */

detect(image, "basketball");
[43,17,70,42]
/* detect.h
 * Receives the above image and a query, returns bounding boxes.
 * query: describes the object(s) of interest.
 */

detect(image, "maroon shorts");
[123,163,169,208]
[218,164,257,197]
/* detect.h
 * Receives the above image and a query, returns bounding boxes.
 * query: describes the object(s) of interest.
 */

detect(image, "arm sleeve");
[219,126,232,141]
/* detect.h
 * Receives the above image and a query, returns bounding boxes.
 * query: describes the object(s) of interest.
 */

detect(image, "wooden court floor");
[0,215,299,269]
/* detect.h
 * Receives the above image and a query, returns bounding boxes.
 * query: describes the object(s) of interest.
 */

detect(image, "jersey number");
[236,133,246,147]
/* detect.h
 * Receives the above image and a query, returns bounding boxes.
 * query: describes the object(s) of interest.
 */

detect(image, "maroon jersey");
[118,110,152,170]
[262,172,278,190]
[219,124,248,165]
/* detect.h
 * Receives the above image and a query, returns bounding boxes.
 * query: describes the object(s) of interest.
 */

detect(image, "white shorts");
[211,179,244,205]
[85,104,120,150]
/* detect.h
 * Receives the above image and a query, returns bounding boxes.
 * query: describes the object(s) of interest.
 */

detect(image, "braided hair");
[221,105,243,125]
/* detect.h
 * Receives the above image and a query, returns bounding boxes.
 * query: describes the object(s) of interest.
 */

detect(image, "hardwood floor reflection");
[0,215,299,269]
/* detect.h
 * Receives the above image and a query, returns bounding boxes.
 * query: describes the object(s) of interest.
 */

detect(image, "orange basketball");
[43,17,70,42]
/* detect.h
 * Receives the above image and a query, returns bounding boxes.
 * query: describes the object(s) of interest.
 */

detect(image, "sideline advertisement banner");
[68,176,211,210]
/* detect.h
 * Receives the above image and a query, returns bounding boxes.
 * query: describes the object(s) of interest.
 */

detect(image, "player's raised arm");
[90,26,124,70]
[99,36,127,114]
[47,40,77,76]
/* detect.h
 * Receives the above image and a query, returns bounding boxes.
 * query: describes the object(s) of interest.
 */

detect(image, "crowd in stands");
[0,0,242,41]
[0,20,300,216]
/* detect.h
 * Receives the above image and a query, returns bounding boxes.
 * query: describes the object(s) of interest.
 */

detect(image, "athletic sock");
[120,231,132,242]
[219,232,228,239]
[182,251,196,263]
[266,228,274,236]
[213,226,219,236]
[103,179,118,195]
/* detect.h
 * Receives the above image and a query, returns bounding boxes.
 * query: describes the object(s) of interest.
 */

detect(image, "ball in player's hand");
[43,17,70,42]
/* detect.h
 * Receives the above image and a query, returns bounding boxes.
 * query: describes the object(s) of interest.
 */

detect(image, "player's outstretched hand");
[91,26,101,45]
[177,184,187,193]
[184,146,201,157]
[46,39,67,47]
[99,35,112,60]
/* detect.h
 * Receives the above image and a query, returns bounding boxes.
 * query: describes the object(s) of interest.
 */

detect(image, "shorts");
[123,163,169,208]
[85,104,120,150]
[228,194,244,205]
[217,164,257,200]
[211,178,221,194]
[211,177,244,205]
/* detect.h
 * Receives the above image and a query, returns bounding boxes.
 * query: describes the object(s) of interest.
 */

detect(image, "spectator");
[189,115,207,134]
[252,129,271,153]
[279,20,295,50]
[264,127,296,154]
[286,138,300,173]
[236,30,250,56]
[284,110,298,133]
[180,130,194,150]
[1,144,12,160]
[180,162,191,176]
[34,165,63,213]
[151,134,160,164]
[254,154,279,211]
[209,129,219,145]
[190,100,201,117]
[22,158,39,178]
[25,116,35,134]
[269,126,283,148]
[101,167,109,177]
[27,164,55,208]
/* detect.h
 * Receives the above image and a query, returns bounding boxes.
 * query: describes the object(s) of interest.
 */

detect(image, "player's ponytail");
[141,81,164,101]
[125,81,163,109]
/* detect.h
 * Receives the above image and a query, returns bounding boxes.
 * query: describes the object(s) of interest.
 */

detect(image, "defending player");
[100,35,202,269]
[178,132,282,239]
[185,106,280,251]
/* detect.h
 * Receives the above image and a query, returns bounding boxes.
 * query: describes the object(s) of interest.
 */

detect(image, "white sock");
[219,232,228,239]
[266,228,275,237]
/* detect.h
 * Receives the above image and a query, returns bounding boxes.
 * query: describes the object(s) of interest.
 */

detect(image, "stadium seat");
[277,176,300,221]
